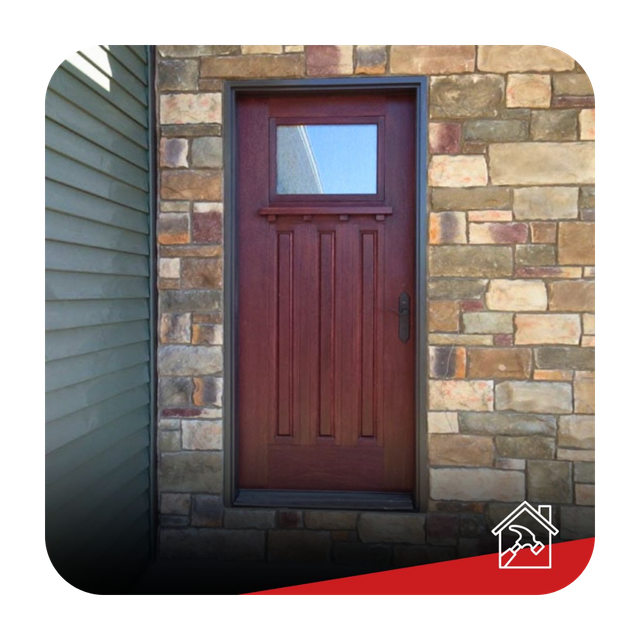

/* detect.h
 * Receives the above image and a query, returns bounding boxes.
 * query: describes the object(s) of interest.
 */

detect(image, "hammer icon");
[500,525,545,567]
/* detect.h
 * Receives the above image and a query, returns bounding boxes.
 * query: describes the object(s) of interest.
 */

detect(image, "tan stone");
[182,419,223,450]
[429,380,494,411]
[583,266,595,278]
[469,222,528,244]
[486,279,547,311]
[575,484,595,506]
[468,348,532,379]
[430,468,525,502]
[557,449,595,462]
[506,74,551,108]
[554,73,594,96]
[284,45,304,53]
[478,46,575,73]
[463,312,513,334]
[161,170,222,201]
[495,381,572,413]
[201,54,305,78]
[159,93,222,125]
[181,257,223,289]
[430,75,505,118]
[468,210,513,222]
[159,257,180,279]
[428,155,488,188]
[489,143,594,185]
[579,109,595,140]
[558,222,595,265]
[427,412,459,434]
[515,314,581,345]
[241,45,283,54]
[530,222,557,244]
[429,334,494,346]
[534,369,572,381]
[160,493,191,515]
[548,281,595,312]
[513,187,579,220]
[574,378,595,414]
[581,336,595,347]
[431,187,511,212]
[558,415,595,449]
[429,211,466,244]
[429,246,512,277]
[429,434,494,467]
[429,300,459,332]
[390,45,475,74]
[583,314,595,335]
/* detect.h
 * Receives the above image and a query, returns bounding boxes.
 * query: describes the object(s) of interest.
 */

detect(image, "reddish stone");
[426,513,459,540]
[552,95,595,108]
[494,334,514,346]
[277,510,303,529]
[429,123,461,154]
[181,258,223,289]
[306,45,353,76]
[530,222,557,244]
[192,211,223,244]
[461,300,485,312]
[161,408,203,418]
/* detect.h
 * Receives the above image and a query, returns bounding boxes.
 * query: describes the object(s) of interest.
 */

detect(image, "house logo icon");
[491,501,559,569]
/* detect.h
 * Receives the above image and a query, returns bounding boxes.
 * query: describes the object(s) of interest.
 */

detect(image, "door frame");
[223,76,429,511]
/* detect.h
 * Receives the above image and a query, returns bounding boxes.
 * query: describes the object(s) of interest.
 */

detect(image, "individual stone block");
[157,58,199,91]
[158,213,190,244]
[575,462,595,483]
[515,314,581,345]
[554,73,594,96]
[429,380,494,411]
[463,119,527,142]
[431,187,511,211]
[463,312,513,334]
[159,313,191,344]
[193,376,223,407]
[428,300,460,332]
[531,110,578,141]
[429,247,512,277]
[158,452,223,493]
[527,460,573,503]
[574,377,595,414]
[495,381,572,413]
[191,494,223,527]
[201,54,305,78]
[192,207,223,244]
[459,412,556,436]
[469,222,528,244]
[468,210,513,222]
[159,377,194,407]
[160,93,222,125]
[182,419,223,451]
[535,347,595,371]
[159,430,181,452]
[467,348,532,379]
[429,346,466,379]
[192,324,222,346]
[390,45,475,74]
[158,45,239,57]
[428,412,459,433]
[430,75,505,118]
[429,122,461,154]
[429,211,466,244]
[579,109,595,140]
[426,512,459,542]
[161,493,191,516]
[530,222,557,244]
[241,45,283,54]
[160,290,222,314]
[306,45,353,75]
[181,257,223,289]
[159,257,180,279]
[558,415,595,449]
[268,530,331,562]
[548,281,595,312]
[304,511,358,530]
[224,509,276,529]
[557,449,594,462]
[486,279,547,311]
[161,170,222,201]
[513,187,579,220]
[506,74,551,108]
[160,138,189,168]
[496,436,555,459]
[358,513,426,544]
[478,46,575,73]
[515,244,556,266]
[560,506,595,540]
[191,137,223,168]
[158,345,223,376]
[429,434,494,467]
[558,222,595,265]
[355,45,387,74]
[430,334,494,346]
[534,369,572,381]
[428,155,488,188]
[428,279,488,299]
[430,468,524,502]
[583,314,595,335]
[575,484,595,506]
[489,143,595,186]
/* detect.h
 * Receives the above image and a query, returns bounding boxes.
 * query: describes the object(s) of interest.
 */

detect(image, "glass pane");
[276,124,378,195]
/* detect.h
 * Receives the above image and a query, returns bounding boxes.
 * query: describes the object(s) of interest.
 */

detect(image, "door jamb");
[223,76,429,511]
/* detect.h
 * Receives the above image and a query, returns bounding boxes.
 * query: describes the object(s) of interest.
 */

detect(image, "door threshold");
[234,489,414,511]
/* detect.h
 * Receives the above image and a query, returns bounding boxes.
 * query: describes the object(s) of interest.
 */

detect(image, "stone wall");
[155,45,595,566]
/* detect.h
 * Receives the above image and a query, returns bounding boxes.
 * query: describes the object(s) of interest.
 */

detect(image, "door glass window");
[276,124,377,195]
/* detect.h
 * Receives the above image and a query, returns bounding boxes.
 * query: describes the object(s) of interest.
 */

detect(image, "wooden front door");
[236,90,416,501]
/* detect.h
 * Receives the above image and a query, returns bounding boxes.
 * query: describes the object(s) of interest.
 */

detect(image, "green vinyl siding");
[45,45,155,593]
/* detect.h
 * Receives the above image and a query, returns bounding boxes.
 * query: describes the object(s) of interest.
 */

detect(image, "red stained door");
[236,91,416,496]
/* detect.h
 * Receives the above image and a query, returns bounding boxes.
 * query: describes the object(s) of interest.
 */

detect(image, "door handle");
[398,292,410,343]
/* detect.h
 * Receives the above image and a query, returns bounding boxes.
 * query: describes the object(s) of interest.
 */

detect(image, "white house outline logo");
[491,501,559,569]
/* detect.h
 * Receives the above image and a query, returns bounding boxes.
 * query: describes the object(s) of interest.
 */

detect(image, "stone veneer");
[155,45,595,566]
